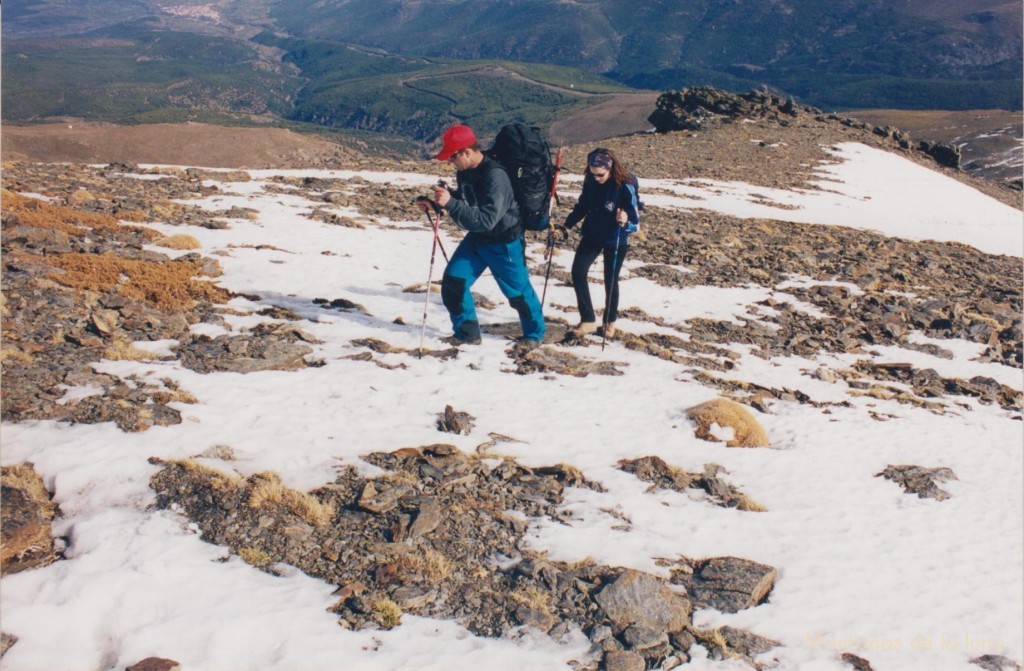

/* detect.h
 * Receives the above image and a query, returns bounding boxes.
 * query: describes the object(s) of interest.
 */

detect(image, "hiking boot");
[442,333,482,346]
[603,323,617,338]
[444,320,482,345]
[572,321,599,336]
[513,338,541,353]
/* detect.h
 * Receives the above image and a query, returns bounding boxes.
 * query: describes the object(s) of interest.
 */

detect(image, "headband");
[588,151,613,170]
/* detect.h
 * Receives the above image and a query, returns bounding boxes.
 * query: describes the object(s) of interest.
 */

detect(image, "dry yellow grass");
[564,556,596,571]
[154,234,201,250]
[178,458,242,491]
[686,398,770,448]
[238,546,273,569]
[509,585,552,611]
[693,627,737,659]
[150,389,199,405]
[397,548,454,584]
[735,493,767,513]
[115,209,150,222]
[380,470,419,486]
[2,189,156,238]
[246,472,335,528]
[8,251,230,311]
[371,599,402,629]
[1,347,35,365]
[103,335,158,362]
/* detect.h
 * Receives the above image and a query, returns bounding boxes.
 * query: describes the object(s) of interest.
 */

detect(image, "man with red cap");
[420,124,545,349]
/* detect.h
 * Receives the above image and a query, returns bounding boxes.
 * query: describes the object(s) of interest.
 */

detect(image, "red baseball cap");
[436,125,477,161]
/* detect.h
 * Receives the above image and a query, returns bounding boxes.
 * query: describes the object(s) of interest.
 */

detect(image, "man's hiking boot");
[572,321,599,336]
[443,333,482,346]
[602,323,617,338]
[444,321,482,345]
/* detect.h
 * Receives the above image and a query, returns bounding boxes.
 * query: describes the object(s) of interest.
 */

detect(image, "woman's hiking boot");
[572,321,599,336]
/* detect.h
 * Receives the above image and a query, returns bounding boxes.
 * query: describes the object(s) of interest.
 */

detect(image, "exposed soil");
[0,122,404,170]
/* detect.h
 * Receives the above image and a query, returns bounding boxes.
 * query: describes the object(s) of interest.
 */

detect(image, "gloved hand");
[415,195,443,215]
[552,225,570,242]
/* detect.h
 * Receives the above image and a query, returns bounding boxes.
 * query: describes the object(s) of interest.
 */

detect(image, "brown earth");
[548,92,662,146]
[0,121,371,169]
[841,109,1021,141]
[2,103,1018,200]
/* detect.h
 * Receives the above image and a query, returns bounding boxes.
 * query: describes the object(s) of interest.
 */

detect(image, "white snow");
[2,142,1021,671]
[640,143,1023,257]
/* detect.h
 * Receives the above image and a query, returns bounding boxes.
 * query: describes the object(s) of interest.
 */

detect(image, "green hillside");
[3,0,1018,152]
[1,27,302,121]
[266,0,1023,111]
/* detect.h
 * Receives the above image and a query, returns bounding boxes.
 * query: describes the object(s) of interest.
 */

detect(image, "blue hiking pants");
[440,235,545,341]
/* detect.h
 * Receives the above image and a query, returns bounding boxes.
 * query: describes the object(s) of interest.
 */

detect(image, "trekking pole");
[541,230,555,307]
[540,147,564,307]
[601,225,623,352]
[417,206,443,357]
[417,197,450,263]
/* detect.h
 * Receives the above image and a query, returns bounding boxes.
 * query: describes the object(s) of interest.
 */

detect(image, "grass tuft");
[687,398,770,448]
[154,234,202,250]
[396,548,454,584]
[103,336,158,361]
[238,546,273,569]
[247,471,335,528]
[371,599,402,629]
[178,458,242,491]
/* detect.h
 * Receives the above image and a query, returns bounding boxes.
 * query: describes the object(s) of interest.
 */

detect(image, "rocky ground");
[572,88,1020,210]
[2,92,1021,670]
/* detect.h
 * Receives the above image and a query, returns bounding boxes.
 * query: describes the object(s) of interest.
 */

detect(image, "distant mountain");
[2,0,1020,161]
[263,0,1023,110]
[4,0,1020,112]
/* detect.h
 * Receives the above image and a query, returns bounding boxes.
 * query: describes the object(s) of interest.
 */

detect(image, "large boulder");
[648,87,814,133]
[595,569,692,633]
[673,557,777,613]
[918,141,961,170]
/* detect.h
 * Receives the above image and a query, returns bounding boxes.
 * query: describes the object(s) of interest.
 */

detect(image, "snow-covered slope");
[2,143,1021,671]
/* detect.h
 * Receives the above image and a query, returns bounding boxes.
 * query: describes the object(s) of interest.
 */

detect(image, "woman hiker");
[556,147,640,339]
[418,124,545,350]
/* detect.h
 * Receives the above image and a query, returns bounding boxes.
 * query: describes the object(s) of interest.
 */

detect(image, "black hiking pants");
[571,236,628,324]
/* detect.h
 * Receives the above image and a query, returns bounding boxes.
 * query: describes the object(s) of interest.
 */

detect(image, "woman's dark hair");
[587,147,631,188]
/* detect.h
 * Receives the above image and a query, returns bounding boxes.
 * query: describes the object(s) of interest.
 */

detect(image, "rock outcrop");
[1,464,58,575]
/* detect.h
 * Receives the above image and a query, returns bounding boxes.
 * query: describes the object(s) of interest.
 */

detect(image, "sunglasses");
[590,169,609,178]
[447,149,464,163]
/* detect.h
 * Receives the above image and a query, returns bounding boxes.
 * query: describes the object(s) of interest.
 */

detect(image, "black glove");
[415,195,443,215]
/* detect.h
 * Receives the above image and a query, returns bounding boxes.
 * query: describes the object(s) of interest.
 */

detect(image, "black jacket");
[445,157,521,243]
[563,174,640,246]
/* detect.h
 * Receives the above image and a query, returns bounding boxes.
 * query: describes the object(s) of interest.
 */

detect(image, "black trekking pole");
[540,147,564,307]
[601,225,623,351]
[541,229,556,307]
[417,205,444,357]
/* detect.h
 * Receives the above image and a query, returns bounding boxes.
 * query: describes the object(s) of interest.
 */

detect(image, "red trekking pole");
[416,200,446,356]
[417,196,450,263]
[540,147,564,307]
